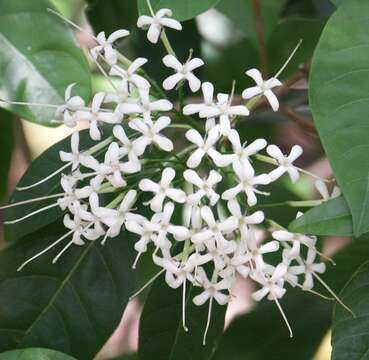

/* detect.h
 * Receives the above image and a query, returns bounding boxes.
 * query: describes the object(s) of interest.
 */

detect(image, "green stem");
[160,30,176,56]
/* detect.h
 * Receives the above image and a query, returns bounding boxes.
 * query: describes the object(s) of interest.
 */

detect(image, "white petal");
[186,148,205,168]
[185,73,201,93]
[201,206,216,227]
[244,138,267,156]
[107,29,130,43]
[153,115,171,132]
[139,179,159,193]
[187,58,204,71]
[207,170,222,186]
[160,18,182,31]
[137,15,153,28]
[161,167,176,187]
[222,184,242,200]
[246,68,263,85]
[252,287,269,301]
[162,54,182,71]
[131,74,151,90]
[183,103,203,115]
[242,86,262,99]
[129,57,148,74]
[163,73,184,90]
[202,82,214,104]
[272,230,294,242]
[288,145,303,162]
[166,188,186,203]
[264,89,279,111]
[185,129,204,146]
[92,92,105,113]
[266,144,285,162]
[147,23,161,43]
[183,169,203,188]
[193,291,210,306]
[153,134,173,152]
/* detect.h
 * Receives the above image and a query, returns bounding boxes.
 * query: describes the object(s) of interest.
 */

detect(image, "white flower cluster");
[3,5,347,345]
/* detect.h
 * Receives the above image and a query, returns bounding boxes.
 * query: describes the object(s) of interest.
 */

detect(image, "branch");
[251,0,268,78]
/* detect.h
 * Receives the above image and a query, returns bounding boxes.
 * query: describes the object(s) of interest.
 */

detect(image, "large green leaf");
[211,290,331,360]
[139,274,226,360]
[288,197,356,236]
[0,0,91,125]
[309,0,369,237]
[331,260,369,360]
[0,222,135,359]
[4,129,103,243]
[0,109,14,200]
[137,0,221,21]
[0,348,77,360]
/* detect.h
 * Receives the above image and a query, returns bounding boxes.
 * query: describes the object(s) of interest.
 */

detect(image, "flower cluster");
[1,4,349,345]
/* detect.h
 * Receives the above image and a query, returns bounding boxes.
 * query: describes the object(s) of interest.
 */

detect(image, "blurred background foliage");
[0,0,357,359]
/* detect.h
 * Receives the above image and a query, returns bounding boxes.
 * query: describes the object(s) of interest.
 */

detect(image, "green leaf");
[309,0,369,237]
[0,348,77,360]
[331,260,369,360]
[139,274,226,360]
[216,0,287,48]
[212,290,331,360]
[137,0,221,21]
[0,222,135,359]
[0,109,14,200]
[267,17,325,78]
[4,129,104,243]
[0,0,91,126]
[288,196,359,236]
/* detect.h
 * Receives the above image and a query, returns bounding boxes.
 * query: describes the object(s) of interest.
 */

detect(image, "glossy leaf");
[4,129,105,243]
[139,274,226,360]
[0,0,91,125]
[288,197,358,236]
[309,0,369,237]
[0,109,14,200]
[212,290,331,360]
[0,348,77,360]
[0,222,135,359]
[137,0,221,21]
[331,260,369,360]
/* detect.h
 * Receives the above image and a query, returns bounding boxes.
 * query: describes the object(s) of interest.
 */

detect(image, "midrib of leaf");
[19,241,95,342]
[0,25,62,101]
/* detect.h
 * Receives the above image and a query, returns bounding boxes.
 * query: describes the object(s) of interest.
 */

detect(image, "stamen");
[17,229,74,271]
[295,283,334,301]
[132,252,143,269]
[274,39,303,79]
[314,248,336,266]
[182,280,189,332]
[0,193,64,210]
[101,230,110,246]
[4,203,60,225]
[52,239,75,264]
[272,294,293,338]
[296,167,332,183]
[47,8,98,42]
[202,296,213,346]
[16,162,71,191]
[313,273,355,317]
[129,269,165,301]
[0,98,59,108]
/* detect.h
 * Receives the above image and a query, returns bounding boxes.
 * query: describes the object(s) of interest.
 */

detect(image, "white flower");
[76,93,120,140]
[289,248,326,289]
[162,54,204,92]
[183,82,216,119]
[185,126,231,168]
[228,129,267,167]
[105,81,131,105]
[137,8,182,44]
[139,167,186,212]
[272,230,317,259]
[184,169,222,206]
[109,58,150,90]
[220,241,251,279]
[215,93,250,135]
[120,88,172,124]
[59,132,82,171]
[266,144,303,183]
[113,125,143,166]
[191,206,237,249]
[251,264,287,301]
[63,213,88,246]
[193,267,230,305]
[99,190,138,237]
[55,83,85,127]
[315,180,341,201]
[242,69,282,111]
[227,199,264,238]
[129,116,173,152]
[91,29,130,65]
[57,175,83,211]
[221,161,270,206]
[244,232,280,270]
[149,202,189,249]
